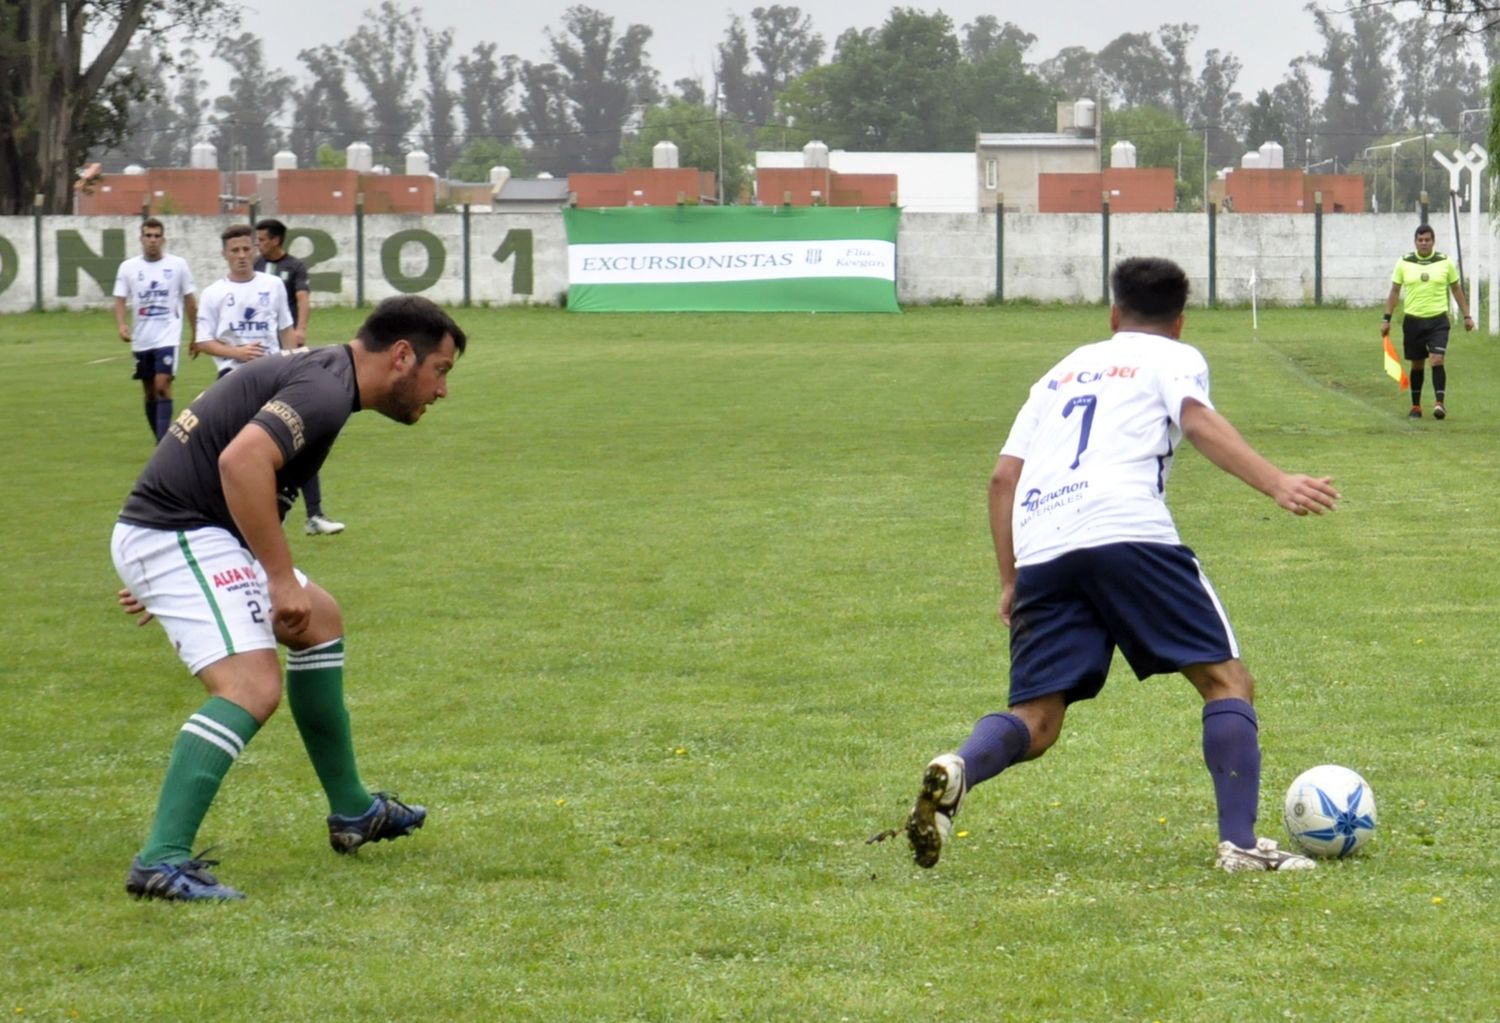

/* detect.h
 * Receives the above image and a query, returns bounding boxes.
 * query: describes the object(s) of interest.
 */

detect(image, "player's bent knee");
[198,649,284,723]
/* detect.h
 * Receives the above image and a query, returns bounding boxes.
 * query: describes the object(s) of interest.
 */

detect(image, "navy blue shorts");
[1007,542,1239,706]
[132,347,177,381]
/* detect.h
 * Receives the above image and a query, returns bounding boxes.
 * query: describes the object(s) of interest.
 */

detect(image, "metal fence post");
[32,193,44,312]
[355,192,365,309]
[1208,200,1218,307]
[1314,191,1323,307]
[994,194,1005,302]
[1101,190,1111,303]
[462,203,472,307]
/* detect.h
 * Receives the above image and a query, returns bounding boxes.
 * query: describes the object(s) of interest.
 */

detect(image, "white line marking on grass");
[87,356,127,364]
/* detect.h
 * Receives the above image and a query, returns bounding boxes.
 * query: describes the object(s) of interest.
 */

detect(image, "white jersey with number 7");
[1000,330,1215,567]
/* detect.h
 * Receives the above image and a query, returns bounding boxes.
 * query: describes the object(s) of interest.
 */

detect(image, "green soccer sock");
[286,638,373,817]
[138,696,260,865]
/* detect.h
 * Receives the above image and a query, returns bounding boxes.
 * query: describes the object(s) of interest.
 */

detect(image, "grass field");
[3,302,1498,1021]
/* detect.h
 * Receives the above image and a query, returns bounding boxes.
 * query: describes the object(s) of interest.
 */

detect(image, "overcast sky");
[225,0,1364,101]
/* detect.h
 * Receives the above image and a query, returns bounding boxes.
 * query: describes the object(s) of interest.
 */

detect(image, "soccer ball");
[1283,765,1377,858]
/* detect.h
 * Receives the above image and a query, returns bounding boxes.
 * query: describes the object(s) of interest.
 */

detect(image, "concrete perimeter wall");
[0,210,1483,314]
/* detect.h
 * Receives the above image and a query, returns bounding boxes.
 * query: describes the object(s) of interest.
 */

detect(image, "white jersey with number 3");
[1000,331,1214,567]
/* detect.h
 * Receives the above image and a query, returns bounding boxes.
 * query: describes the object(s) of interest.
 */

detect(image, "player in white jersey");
[192,223,294,377]
[112,218,197,442]
[874,257,1341,875]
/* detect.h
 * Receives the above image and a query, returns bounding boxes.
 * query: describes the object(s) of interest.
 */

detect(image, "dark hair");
[220,223,253,245]
[255,218,287,242]
[1414,224,1435,239]
[141,217,165,233]
[357,295,467,361]
[1111,257,1190,323]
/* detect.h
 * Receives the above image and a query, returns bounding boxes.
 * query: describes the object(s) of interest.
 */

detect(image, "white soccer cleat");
[1216,836,1317,873]
[304,514,346,536]
[905,753,967,869]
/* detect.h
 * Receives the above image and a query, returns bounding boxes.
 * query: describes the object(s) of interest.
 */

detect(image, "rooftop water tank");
[803,140,829,168]
[1073,99,1096,131]
[1241,151,1262,169]
[1110,141,1137,169]
[1258,141,1284,169]
[123,164,147,176]
[652,140,679,169]
[405,150,430,176]
[346,142,373,173]
[273,150,297,170]
[189,142,217,170]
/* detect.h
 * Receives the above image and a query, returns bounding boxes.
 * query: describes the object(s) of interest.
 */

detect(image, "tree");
[455,43,520,145]
[1158,23,1198,122]
[101,41,174,168]
[422,26,458,173]
[0,0,234,213]
[1195,48,1244,168]
[961,15,1035,62]
[448,137,530,183]
[1036,46,1105,102]
[1096,32,1171,109]
[543,5,661,173]
[1242,89,1284,152]
[516,60,573,174]
[340,0,424,164]
[716,15,756,124]
[1272,59,1320,169]
[1307,4,1395,166]
[747,5,824,125]
[288,44,368,168]
[616,97,752,201]
[209,31,292,170]
[778,10,969,151]
[1102,104,1206,208]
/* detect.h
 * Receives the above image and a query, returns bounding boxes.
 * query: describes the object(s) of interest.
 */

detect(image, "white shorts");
[111,522,306,675]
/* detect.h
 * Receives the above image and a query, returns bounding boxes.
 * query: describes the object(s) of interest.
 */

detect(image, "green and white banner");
[563,206,901,312]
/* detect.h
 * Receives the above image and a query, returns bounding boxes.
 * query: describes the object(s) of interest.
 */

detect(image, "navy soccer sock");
[1432,365,1446,404]
[153,398,174,441]
[301,473,324,518]
[144,398,157,436]
[1409,367,1425,407]
[1202,698,1260,849]
[956,712,1032,788]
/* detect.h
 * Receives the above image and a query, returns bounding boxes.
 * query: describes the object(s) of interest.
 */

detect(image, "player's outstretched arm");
[1179,399,1339,516]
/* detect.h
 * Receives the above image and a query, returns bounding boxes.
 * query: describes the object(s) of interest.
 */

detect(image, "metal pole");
[462,203,472,307]
[1101,190,1111,303]
[355,192,365,309]
[1314,191,1323,306]
[994,194,1005,302]
[1208,200,1218,307]
[32,193,44,312]
[1420,190,1429,226]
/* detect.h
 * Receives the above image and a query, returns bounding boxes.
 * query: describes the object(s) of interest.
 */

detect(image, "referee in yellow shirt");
[1382,224,1473,420]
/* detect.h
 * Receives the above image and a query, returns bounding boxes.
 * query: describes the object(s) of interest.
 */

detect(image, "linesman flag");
[1383,334,1409,389]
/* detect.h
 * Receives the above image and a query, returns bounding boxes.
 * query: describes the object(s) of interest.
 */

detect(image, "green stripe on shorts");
[177,531,236,655]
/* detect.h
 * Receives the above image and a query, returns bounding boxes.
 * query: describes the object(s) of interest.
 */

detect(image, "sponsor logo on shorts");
[212,565,259,590]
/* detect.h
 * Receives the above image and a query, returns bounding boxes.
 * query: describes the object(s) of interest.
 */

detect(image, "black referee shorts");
[1402,313,1451,360]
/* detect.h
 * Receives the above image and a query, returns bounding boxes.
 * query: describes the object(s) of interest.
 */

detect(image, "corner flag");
[1383,334,1409,389]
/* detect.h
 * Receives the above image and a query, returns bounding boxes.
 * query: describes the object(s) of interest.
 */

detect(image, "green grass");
[3,304,1497,1021]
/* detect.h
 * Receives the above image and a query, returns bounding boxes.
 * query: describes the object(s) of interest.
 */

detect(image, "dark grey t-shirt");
[119,345,359,542]
[254,253,310,327]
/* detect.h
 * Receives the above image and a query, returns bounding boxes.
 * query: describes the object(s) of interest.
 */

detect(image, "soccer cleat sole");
[905,762,952,869]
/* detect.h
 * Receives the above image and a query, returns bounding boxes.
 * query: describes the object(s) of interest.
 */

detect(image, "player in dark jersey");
[111,295,466,901]
[255,217,346,535]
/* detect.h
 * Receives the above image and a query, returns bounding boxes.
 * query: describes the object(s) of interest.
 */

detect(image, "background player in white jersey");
[192,223,294,376]
[877,257,1341,874]
[112,218,197,442]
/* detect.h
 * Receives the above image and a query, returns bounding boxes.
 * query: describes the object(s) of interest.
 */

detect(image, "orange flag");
[1383,335,1409,389]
